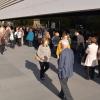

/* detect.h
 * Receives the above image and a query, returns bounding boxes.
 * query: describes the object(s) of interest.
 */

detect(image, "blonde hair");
[41,37,49,45]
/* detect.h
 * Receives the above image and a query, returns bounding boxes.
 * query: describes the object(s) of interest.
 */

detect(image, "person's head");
[29,28,33,32]
[20,27,23,30]
[75,31,79,36]
[55,32,59,36]
[16,27,19,31]
[91,37,97,44]
[61,41,69,50]
[44,31,50,39]
[41,37,49,47]
[62,32,68,40]
[86,36,92,44]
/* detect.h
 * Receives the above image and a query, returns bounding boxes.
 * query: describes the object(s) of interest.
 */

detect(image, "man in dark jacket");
[58,42,74,100]
[75,31,85,58]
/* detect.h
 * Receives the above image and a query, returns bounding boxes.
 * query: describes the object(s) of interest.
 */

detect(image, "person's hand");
[40,57,44,60]
[44,56,48,61]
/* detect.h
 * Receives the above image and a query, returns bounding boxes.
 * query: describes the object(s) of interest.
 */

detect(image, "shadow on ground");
[25,60,60,98]
[74,54,100,84]
[49,62,58,74]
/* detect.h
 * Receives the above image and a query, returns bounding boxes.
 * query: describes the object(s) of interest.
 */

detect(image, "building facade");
[0,0,100,20]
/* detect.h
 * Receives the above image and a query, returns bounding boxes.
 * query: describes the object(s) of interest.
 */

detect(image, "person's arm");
[48,46,51,58]
[85,45,90,54]
[56,41,62,59]
[58,51,65,79]
[72,50,74,65]
[37,45,44,60]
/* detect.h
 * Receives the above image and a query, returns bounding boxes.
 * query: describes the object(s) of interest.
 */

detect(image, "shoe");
[40,77,45,80]
[58,93,64,99]
[1,52,4,55]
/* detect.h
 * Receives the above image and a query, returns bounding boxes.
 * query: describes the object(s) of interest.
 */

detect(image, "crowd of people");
[0,25,100,100]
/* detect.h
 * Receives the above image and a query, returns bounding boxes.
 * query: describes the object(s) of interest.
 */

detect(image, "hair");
[41,37,48,45]
[62,31,67,38]
[61,40,68,49]
[91,37,97,44]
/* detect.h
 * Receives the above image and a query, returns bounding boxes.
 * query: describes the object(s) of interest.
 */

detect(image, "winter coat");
[26,32,34,41]
[84,43,98,67]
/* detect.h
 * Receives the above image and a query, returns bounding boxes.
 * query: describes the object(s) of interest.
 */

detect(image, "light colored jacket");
[84,43,98,67]
[37,45,51,62]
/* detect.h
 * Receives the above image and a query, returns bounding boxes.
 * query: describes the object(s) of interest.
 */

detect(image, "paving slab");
[0,45,99,100]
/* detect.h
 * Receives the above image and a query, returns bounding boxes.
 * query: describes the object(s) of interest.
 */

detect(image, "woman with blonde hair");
[56,32,70,59]
[43,31,51,44]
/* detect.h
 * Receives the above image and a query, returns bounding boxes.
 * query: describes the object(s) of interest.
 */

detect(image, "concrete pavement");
[0,45,100,100]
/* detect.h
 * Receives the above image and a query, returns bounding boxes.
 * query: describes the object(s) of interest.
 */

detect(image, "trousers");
[85,67,95,79]
[59,78,73,100]
[0,44,5,54]
[39,62,49,78]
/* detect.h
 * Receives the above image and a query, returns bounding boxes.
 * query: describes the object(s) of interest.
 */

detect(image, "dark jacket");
[58,48,74,79]
[77,34,84,45]
[97,46,100,61]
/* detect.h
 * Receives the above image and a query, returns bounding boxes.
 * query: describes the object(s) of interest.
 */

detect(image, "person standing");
[52,32,60,55]
[84,37,98,80]
[26,28,34,47]
[56,33,70,59]
[43,31,51,45]
[36,38,51,80]
[14,27,19,44]
[17,28,22,46]
[0,26,6,55]
[58,42,74,100]
[19,27,24,46]
[9,28,15,48]
[75,31,85,57]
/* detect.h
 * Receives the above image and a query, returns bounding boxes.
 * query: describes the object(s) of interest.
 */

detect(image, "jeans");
[39,62,49,79]
[28,41,33,47]
[59,78,73,100]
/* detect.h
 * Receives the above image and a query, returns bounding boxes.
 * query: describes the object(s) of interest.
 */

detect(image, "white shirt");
[10,32,14,40]
[17,32,22,38]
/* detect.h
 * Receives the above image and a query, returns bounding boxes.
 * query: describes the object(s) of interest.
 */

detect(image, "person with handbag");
[36,37,51,80]
[84,37,98,80]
